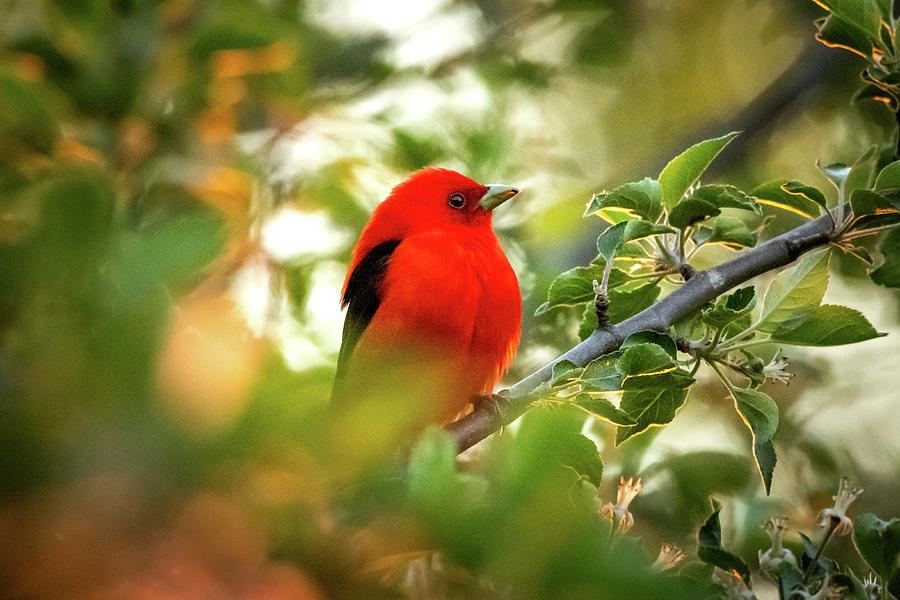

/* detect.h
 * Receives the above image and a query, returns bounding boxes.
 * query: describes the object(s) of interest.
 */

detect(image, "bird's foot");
[473,391,510,426]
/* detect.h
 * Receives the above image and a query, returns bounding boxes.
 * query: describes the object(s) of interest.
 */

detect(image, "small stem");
[654,236,678,267]
[686,243,704,261]
[717,337,772,354]
[600,259,614,294]
[840,221,900,241]
[719,322,759,349]
[709,328,724,352]
[689,358,702,377]
[627,268,679,280]
[606,516,620,548]
[707,359,737,392]
[802,519,838,584]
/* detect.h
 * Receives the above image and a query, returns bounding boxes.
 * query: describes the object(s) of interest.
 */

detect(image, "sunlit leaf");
[578,350,624,391]
[814,0,883,40]
[692,216,757,249]
[596,220,675,262]
[730,388,778,494]
[614,372,692,445]
[537,263,630,315]
[849,188,900,230]
[585,178,663,223]
[668,184,758,229]
[616,343,674,376]
[701,286,756,329]
[854,82,899,110]
[815,13,878,58]
[756,248,830,333]
[771,304,884,346]
[659,131,740,210]
[614,346,693,444]
[573,393,635,426]
[551,359,583,386]
[752,179,826,218]
[621,330,677,358]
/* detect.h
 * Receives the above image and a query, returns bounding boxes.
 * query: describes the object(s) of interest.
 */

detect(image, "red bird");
[332,168,521,425]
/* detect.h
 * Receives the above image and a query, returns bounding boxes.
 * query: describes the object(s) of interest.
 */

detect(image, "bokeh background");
[1,0,898,598]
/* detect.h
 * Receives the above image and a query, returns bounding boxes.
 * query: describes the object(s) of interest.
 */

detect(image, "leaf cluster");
[537,130,899,495]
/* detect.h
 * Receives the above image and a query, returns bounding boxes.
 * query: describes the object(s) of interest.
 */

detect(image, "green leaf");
[612,343,693,444]
[693,215,756,250]
[112,213,226,303]
[890,568,900,600]
[669,184,759,229]
[849,188,900,230]
[832,568,871,600]
[730,388,778,494]
[579,351,625,391]
[871,228,900,288]
[573,393,635,426]
[616,343,674,376]
[585,178,663,223]
[854,83,899,110]
[820,161,853,190]
[697,499,752,587]
[596,220,675,262]
[756,248,830,333]
[692,216,757,249]
[537,263,629,314]
[608,282,662,322]
[659,131,740,210]
[815,13,878,58]
[408,427,461,509]
[0,73,59,153]
[752,179,826,219]
[701,286,756,329]
[853,513,900,580]
[783,181,828,209]
[799,532,830,581]
[615,370,693,444]
[621,330,677,358]
[815,0,883,40]
[875,160,900,192]
[770,305,884,346]
[554,432,605,487]
[845,146,879,193]
[551,359,583,386]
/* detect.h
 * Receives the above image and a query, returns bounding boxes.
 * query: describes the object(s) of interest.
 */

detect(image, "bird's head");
[384,168,518,232]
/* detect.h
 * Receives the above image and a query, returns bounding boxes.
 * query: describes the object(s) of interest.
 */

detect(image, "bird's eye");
[448,193,465,209]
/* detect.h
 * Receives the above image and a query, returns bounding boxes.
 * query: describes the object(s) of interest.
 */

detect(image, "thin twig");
[802,520,838,585]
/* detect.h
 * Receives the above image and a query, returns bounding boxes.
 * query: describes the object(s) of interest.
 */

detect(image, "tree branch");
[448,212,841,452]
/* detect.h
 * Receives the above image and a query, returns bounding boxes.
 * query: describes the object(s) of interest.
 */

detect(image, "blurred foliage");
[1,0,900,598]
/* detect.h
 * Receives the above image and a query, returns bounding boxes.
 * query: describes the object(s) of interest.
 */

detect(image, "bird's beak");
[479,185,519,210]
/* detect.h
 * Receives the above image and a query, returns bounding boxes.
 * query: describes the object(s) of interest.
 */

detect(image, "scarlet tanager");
[332,168,521,425]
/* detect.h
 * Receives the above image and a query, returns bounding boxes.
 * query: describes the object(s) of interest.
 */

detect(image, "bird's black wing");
[332,239,402,396]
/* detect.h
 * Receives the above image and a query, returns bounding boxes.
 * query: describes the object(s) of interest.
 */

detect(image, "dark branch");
[448,212,840,452]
